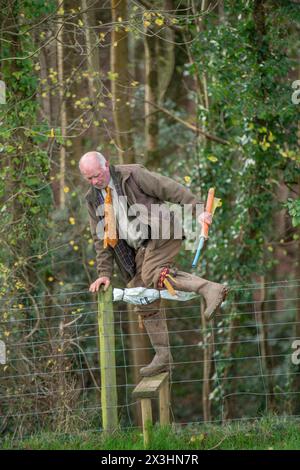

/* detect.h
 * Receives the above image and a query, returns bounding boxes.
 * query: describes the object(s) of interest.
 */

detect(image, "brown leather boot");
[140,311,173,377]
[167,270,229,321]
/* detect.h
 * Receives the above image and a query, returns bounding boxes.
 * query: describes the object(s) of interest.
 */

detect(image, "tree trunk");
[292,201,300,412]
[56,0,67,208]
[157,0,175,104]
[110,0,135,163]
[81,0,103,147]
[144,20,160,168]
[222,315,239,422]
[201,300,213,422]
[253,275,276,412]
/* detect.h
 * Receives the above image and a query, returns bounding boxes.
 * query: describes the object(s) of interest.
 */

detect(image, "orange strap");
[158,268,177,296]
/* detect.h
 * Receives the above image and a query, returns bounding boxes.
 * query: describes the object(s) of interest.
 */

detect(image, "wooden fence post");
[98,285,118,432]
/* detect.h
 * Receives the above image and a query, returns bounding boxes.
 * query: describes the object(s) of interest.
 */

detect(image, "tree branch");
[145,100,229,145]
[135,0,184,33]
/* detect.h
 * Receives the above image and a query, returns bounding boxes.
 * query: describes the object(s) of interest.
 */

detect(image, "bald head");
[79,151,110,189]
[79,151,107,170]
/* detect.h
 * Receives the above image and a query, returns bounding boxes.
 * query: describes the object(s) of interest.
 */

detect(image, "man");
[79,151,229,377]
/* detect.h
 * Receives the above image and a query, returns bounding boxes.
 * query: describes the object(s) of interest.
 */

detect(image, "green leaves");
[0,1,54,301]
[284,199,300,228]
[182,0,300,418]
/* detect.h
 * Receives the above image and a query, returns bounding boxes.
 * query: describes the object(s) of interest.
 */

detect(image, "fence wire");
[0,278,300,440]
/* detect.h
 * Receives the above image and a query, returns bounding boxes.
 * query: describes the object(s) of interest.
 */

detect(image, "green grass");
[2,416,300,450]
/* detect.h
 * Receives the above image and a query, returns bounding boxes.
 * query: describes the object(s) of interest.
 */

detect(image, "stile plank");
[132,372,169,399]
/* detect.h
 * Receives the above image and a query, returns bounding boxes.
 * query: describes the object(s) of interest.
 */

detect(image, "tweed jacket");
[85,164,203,283]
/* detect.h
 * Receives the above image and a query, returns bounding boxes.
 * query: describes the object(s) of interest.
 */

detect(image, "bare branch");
[145,100,229,145]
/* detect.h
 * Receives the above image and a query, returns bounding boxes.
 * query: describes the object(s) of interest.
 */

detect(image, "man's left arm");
[133,165,213,226]
[133,165,203,212]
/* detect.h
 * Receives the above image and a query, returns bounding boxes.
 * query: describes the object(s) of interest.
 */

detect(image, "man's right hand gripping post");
[89,276,111,293]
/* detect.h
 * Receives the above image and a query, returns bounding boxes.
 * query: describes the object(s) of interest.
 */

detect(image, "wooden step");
[132,372,169,399]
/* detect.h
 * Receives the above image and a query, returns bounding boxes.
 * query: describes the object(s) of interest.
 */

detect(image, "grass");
[2,416,300,450]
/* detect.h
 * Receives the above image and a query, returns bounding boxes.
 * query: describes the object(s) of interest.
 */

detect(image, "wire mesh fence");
[0,278,300,440]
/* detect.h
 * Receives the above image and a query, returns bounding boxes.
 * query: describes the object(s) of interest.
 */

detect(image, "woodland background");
[1,0,300,438]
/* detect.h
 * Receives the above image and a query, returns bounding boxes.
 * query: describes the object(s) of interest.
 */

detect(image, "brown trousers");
[127,237,182,317]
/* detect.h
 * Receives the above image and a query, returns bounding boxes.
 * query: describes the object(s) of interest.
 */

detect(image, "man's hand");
[89,276,111,293]
[198,211,213,226]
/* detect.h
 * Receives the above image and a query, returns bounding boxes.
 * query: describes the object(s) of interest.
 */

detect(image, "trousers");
[127,237,182,317]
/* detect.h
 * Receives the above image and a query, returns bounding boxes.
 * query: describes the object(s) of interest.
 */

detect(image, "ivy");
[0,0,55,299]
[284,199,300,228]
[184,0,300,284]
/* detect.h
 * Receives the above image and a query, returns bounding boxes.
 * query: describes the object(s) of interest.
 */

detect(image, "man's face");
[80,160,110,189]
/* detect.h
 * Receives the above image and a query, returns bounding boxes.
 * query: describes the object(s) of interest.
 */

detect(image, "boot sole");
[139,364,172,377]
[204,286,230,321]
